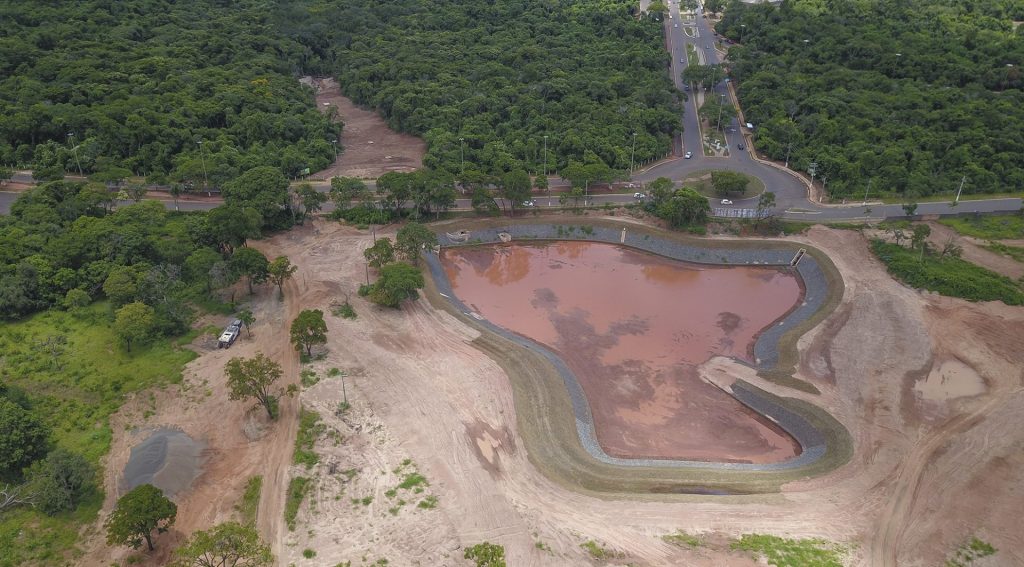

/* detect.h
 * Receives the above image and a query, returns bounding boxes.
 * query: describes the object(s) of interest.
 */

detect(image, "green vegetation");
[225,353,285,420]
[643,177,712,228]
[104,484,177,551]
[721,0,1024,198]
[171,522,273,567]
[0,0,336,181]
[731,534,845,567]
[236,476,263,526]
[286,0,678,174]
[293,408,324,468]
[284,477,311,531]
[464,542,506,567]
[367,263,426,308]
[417,495,438,509]
[871,240,1024,304]
[683,170,764,199]
[580,539,617,559]
[302,548,317,559]
[946,536,997,566]
[985,242,1024,263]
[332,301,357,319]
[661,531,702,548]
[290,309,328,357]
[938,214,1024,240]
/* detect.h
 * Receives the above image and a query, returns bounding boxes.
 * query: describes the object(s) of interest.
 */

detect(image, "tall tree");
[30,448,94,515]
[171,522,273,567]
[0,399,49,483]
[114,301,156,353]
[364,237,396,268]
[231,248,269,295]
[295,184,327,222]
[225,353,283,420]
[289,309,328,357]
[221,167,290,229]
[711,171,749,196]
[237,309,255,338]
[755,191,776,225]
[396,222,438,264]
[501,169,532,216]
[267,256,298,299]
[367,263,425,308]
[105,484,177,552]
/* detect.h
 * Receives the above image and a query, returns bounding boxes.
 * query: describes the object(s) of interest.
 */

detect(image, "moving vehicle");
[633,192,645,200]
[218,319,243,349]
[720,199,733,205]
[684,151,693,159]
[521,200,536,207]
[737,143,745,150]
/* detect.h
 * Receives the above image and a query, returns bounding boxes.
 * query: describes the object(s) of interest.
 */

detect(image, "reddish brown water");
[442,241,804,463]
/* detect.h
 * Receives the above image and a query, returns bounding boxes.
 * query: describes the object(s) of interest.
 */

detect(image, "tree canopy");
[104,484,177,551]
[289,309,328,357]
[0,398,49,483]
[171,522,273,567]
[367,263,425,308]
[719,0,1024,198]
[0,0,338,182]
[225,353,284,419]
[283,0,681,174]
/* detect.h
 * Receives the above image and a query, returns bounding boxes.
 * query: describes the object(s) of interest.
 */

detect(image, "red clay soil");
[441,241,803,463]
[309,77,425,179]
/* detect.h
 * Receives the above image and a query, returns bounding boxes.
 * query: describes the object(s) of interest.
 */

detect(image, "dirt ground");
[84,218,1024,567]
[306,77,425,180]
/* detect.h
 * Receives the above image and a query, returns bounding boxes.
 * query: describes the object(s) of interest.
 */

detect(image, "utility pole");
[808,161,818,194]
[197,140,209,192]
[785,142,792,169]
[863,178,872,204]
[740,24,746,44]
[955,175,966,203]
[330,138,338,160]
[716,93,726,133]
[630,132,637,174]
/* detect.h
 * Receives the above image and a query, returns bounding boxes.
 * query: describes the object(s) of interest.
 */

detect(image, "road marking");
[712,207,757,218]
[784,209,822,215]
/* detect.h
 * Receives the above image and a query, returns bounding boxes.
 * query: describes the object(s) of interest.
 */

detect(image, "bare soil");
[307,77,425,180]
[82,218,1024,567]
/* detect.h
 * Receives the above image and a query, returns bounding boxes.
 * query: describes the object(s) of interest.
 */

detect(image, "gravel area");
[427,224,833,471]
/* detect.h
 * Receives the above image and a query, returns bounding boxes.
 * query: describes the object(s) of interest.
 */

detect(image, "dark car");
[737,143,745,150]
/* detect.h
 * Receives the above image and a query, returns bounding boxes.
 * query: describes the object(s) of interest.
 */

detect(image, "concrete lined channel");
[424,223,833,472]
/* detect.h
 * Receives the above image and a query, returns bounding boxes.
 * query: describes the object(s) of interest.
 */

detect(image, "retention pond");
[442,241,804,464]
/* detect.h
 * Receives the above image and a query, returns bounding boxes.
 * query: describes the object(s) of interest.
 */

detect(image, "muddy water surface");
[442,241,804,463]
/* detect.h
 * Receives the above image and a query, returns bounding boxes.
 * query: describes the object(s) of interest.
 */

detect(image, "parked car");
[684,151,693,159]
[720,199,733,205]
[218,319,243,349]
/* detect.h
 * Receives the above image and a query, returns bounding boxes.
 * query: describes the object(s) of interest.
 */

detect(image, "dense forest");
[278,0,681,175]
[719,0,1024,198]
[0,0,338,183]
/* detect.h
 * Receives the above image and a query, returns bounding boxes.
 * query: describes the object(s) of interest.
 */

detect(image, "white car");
[674,23,678,27]
[521,200,536,207]
[684,151,693,159]
[633,192,645,200]
[720,199,733,205]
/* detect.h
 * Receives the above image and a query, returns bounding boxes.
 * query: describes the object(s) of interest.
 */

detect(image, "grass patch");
[946,536,997,566]
[682,169,764,200]
[731,534,845,567]
[300,369,319,388]
[464,542,505,567]
[293,408,324,468]
[397,472,428,492]
[580,539,618,559]
[939,214,1024,240]
[302,548,317,558]
[417,495,438,509]
[878,191,1024,204]
[662,531,702,548]
[236,476,262,526]
[331,301,357,319]
[0,301,197,566]
[985,242,1024,263]
[284,476,311,531]
[871,240,1024,305]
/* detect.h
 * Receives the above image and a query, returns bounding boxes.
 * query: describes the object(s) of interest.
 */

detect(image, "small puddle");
[915,359,986,402]
[122,428,205,497]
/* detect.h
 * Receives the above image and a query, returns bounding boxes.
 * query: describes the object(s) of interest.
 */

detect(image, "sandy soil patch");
[306,77,425,180]
[80,220,1024,567]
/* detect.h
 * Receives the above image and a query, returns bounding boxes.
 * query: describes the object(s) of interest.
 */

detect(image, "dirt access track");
[88,215,1024,567]
[306,76,425,180]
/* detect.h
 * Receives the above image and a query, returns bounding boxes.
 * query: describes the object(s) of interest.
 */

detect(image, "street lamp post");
[330,138,338,160]
[630,132,637,174]
[954,175,966,204]
[739,24,746,44]
[716,93,726,133]
[197,140,209,192]
[893,52,902,78]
